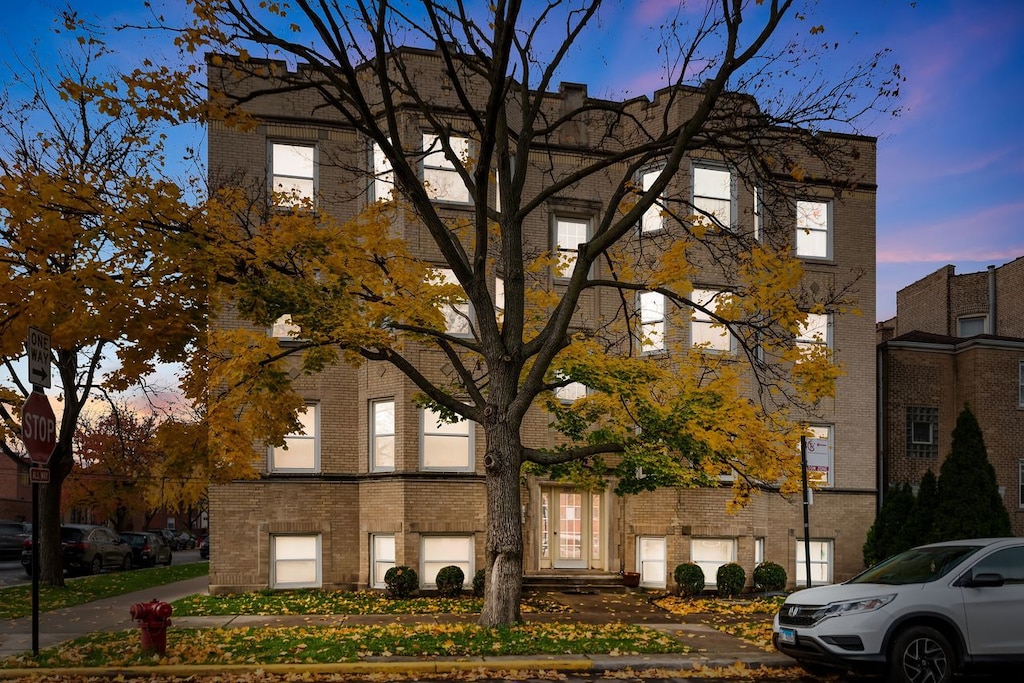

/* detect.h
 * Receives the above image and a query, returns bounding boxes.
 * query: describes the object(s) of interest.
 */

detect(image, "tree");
[905,468,937,546]
[932,406,1011,541]
[0,19,205,585]
[863,483,914,568]
[144,0,897,626]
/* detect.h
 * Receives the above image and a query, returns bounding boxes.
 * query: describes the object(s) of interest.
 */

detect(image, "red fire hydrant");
[130,600,173,656]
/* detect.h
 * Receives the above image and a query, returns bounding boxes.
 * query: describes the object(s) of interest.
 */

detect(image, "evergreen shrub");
[384,565,418,599]
[753,561,787,592]
[716,562,746,597]
[435,565,465,598]
[673,562,705,598]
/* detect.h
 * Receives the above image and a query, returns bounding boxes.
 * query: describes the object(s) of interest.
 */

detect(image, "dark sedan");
[0,521,29,561]
[119,531,173,567]
[21,524,132,576]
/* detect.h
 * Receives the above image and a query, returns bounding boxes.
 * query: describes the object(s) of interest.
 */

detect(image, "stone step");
[523,572,635,594]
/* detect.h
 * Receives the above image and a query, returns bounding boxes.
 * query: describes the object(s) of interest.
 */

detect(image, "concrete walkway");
[0,578,793,676]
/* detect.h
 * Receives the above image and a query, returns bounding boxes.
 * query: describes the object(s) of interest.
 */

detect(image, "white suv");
[773,537,1024,683]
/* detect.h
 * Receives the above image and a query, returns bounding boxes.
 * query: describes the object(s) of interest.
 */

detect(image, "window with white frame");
[270,142,316,205]
[693,164,732,229]
[422,133,470,203]
[691,538,736,586]
[795,200,831,258]
[691,288,731,351]
[421,535,473,587]
[271,534,321,588]
[494,277,505,324]
[795,539,832,586]
[554,376,588,403]
[803,425,834,487]
[270,314,300,339]
[796,313,832,352]
[370,399,395,471]
[371,140,394,201]
[637,536,667,588]
[434,268,472,336]
[269,404,319,472]
[957,315,987,337]
[753,186,763,242]
[421,408,472,470]
[639,166,665,233]
[906,406,938,459]
[555,217,588,279]
[638,291,666,353]
[754,537,766,566]
[371,534,396,588]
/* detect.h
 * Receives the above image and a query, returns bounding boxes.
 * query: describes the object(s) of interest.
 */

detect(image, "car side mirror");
[961,572,1005,588]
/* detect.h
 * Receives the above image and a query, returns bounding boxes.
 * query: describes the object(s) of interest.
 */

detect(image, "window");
[1019,460,1024,509]
[270,314,300,339]
[370,399,395,471]
[795,200,831,258]
[269,404,319,472]
[693,164,732,229]
[691,538,736,586]
[970,546,1024,583]
[421,535,473,587]
[271,534,321,589]
[371,534,395,588]
[906,406,938,459]
[639,166,665,233]
[795,539,832,586]
[554,372,587,403]
[637,536,667,588]
[434,268,472,336]
[422,133,470,203]
[796,313,832,351]
[638,291,665,353]
[957,315,987,337]
[754,537,766,566]
[421,408,472,470]
[494,277,505,324]
[803,425,834,487]
[753,186,763,242]
[691,288,731,351]
[371,140,394,201]
[555,217,588,278]
[270,142,316,205]
[1020,361,1024,407]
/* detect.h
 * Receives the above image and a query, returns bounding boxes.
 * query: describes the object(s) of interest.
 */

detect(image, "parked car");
[198,535,209,560]
[21,524,133,576]
[175,531,197,550]
[0,521,30,561]
[773,537,1024,682]
[151,529,181,550]
[119,531,173,567]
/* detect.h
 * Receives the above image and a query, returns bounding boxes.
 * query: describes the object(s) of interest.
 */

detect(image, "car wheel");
[90,555,103,575]
[122,554,132,571]
[890,625,955,683]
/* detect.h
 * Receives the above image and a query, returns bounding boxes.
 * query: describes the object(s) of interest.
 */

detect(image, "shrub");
[673,562,705,598]
[472,568,486,597]
[384,565,418,599]
[716,563,746,598]
[753,561,787,592]
[435,565,465,598]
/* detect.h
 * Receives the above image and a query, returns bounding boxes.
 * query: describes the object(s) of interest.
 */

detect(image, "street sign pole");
[31,476,39,655]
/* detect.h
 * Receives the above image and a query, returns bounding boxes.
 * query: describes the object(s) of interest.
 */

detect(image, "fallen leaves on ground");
[653,595,784,616]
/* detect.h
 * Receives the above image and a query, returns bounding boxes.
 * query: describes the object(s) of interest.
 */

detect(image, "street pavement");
[0,579,795,678]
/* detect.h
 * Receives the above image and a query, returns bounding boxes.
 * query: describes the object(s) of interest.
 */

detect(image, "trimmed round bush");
[472,568,486,597]
[673,562,705,598]
[435,564,465,598]
[384,565,418,599]
[716,562,746,598]
[753,561,787,593]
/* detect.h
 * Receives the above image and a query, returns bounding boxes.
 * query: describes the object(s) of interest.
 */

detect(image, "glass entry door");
[540,487,604,569]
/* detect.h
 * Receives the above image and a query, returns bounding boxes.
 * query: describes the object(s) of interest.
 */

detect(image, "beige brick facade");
[880,257,1024,537]
[206,48,878,594]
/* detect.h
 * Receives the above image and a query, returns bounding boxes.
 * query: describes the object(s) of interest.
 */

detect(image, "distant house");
[205,46,879,594]
[878,257,1024,536]
[0,456,30,521]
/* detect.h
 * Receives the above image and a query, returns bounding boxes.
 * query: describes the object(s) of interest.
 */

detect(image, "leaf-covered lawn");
[0,562,209,620]
[710,620,775,651]
[173,590,569,616]
[1,622,689,669]
[654,594,781,651]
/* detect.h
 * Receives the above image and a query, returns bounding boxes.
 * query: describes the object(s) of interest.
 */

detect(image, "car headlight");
[821,594,896,619]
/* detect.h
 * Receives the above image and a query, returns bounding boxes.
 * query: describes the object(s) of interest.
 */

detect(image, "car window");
[850,545,983,585]
[122,535,144,547]
[61,528,84,542]
[969,546,1024,583]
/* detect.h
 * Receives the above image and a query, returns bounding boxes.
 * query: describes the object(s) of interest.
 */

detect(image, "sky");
[3,0,1024,323]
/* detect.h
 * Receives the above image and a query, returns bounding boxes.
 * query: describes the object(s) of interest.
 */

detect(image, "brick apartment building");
[205,47,878,594]
[878,258,1024,536]
[0,456,30,521]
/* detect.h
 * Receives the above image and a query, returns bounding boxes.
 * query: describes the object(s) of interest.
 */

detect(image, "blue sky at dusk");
[3,0,1023,322]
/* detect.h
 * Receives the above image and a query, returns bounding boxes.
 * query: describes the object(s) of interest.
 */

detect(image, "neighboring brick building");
[0,456,30,521]
[878,257,1024,536]
[206,47,878,594]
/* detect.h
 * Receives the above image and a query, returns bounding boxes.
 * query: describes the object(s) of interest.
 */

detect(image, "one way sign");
[27,327,51,389]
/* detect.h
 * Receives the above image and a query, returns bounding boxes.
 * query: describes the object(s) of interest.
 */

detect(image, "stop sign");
[22,391,56,465]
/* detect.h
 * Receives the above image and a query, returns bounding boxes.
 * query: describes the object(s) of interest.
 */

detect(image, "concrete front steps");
[523,571,637,594]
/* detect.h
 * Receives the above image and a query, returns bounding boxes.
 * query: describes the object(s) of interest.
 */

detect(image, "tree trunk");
[38,445,73,587]
[478,420,524,627]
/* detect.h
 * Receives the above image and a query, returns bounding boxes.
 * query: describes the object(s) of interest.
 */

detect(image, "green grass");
[0,562,209,620]
[173,589,569,616]
[2,622,688,668]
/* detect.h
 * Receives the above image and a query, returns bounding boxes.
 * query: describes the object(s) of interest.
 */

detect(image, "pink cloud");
[878,202,1024,264]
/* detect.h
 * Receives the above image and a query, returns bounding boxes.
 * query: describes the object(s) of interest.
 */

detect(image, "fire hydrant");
[130,600,173,656]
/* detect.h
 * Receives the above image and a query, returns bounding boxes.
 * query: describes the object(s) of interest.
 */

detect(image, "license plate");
[778,627,797,645]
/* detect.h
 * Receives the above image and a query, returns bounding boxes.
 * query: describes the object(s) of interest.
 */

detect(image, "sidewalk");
[0,579,793,677]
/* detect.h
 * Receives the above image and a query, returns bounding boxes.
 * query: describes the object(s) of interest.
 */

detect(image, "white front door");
[540,487,604,570]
